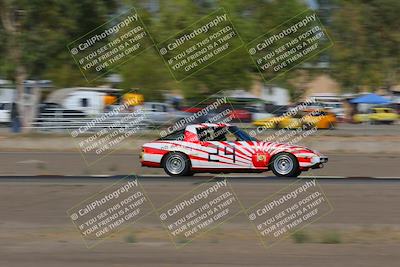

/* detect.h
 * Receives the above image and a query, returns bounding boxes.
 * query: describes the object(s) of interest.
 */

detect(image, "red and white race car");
[140,124,328,177]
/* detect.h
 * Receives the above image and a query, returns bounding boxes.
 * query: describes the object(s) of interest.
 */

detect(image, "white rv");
[46,87,121,116]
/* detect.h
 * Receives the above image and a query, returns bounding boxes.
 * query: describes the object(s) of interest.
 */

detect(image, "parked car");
[253,108,337,129]
[0,102,11,125]
[318,102,345,121]
[301,109,337,129]
[353,107,398,124]
[253,113,303,129]
[229,108,252,122]
[139,102,190,126]
[181,104,250,123]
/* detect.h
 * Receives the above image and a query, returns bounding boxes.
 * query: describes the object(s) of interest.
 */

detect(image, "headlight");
[311,156,320,164]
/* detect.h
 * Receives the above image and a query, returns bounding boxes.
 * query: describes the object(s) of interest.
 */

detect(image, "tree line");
[0,0,398,103]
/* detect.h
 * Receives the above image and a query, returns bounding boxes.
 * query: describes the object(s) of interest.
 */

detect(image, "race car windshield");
[197,126,257,142]
[228,126,257,141]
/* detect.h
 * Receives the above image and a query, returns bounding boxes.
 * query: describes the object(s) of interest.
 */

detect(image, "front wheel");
[292,168,302,177]
[162,152,193,177]
[270,152,300,177]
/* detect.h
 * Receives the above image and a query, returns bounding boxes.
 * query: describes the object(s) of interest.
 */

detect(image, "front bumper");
[310,156,328,169]
[312,156,328,163]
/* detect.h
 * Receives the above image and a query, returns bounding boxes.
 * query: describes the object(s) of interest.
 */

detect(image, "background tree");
[119,0,308,101]
[0,0,117,130]
[1,0,399,108]
[329,0,400,92]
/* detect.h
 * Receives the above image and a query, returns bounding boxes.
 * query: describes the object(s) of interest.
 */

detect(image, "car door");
[205,140,237,167]
[196,127,249,169]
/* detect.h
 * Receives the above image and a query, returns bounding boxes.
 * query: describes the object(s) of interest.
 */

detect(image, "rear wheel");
[162,152,193,177]
[270,152,300,177]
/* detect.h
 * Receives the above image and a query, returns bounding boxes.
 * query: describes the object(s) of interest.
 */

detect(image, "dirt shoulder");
[1,180,399,267]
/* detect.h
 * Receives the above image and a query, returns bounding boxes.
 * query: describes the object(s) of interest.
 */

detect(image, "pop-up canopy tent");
[349,93,391,104]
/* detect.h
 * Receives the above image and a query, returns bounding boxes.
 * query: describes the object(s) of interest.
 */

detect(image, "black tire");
[269,152,300,177]
[292,168,302,177]
[303,123,314,130]
[162,152,192,177]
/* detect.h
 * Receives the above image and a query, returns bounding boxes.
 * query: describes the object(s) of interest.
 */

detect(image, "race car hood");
[250,141,318,156]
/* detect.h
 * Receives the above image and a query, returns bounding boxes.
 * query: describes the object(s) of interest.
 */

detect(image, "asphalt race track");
[1,151,399,178]
[0,175,400,181]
